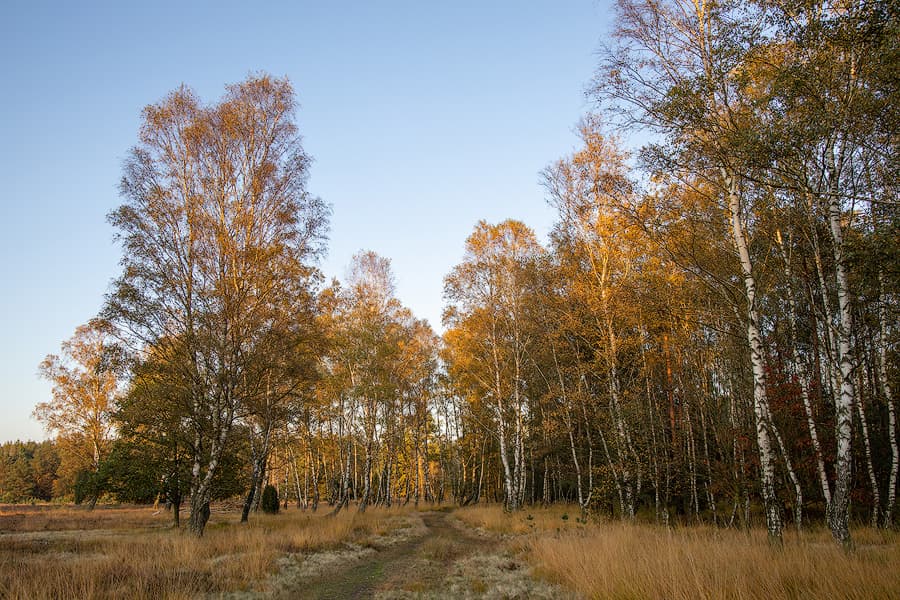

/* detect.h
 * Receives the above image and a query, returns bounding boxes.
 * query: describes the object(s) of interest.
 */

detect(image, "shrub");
[73,469,103,505]
[261,484,279,514]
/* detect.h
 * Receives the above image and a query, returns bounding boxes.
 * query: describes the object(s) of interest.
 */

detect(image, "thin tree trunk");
[879,270,899,527]
[683,391,700,521]
[242,424,271,523]
[598,422,625,518]
[642,331,663,524]
[607,318,635,520]
[773,422,803,530]
[329,438,353,517]
[825,147,855,548]
[358,437,374,513]
[698,380,717,525]
[724,169,782,544]
[293,447,305,509]
[777,230,832,507]
[856,369,880,527]
[311,446,320,511]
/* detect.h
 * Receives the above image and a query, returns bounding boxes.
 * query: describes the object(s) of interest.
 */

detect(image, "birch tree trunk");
[825,149,856,548]
[497,412,515,510]
[773,422,803,530]
[879,272,899,527]
[491,312,516,511]
[856,370,880,527]
[358,435,374,513]
[188,415,233,535]
[724,169,783,543]
[776,230,832,507]
[241,426,271,523]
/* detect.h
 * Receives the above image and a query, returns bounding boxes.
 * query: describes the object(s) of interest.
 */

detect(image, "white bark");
[879,272,899,527]
[606,312,635,519]
[773,421,803,530]
[825,150,855,548]
[724,169,783,543]
[490,310,516,510]
[776,231,833,507]
[857,370,880,527]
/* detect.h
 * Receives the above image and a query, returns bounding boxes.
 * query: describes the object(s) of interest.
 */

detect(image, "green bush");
[261,484,279,514]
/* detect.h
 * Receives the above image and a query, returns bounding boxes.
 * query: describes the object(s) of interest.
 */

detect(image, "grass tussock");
[420,535,464,562]
[457,506,900,600]
[0,504,412,600]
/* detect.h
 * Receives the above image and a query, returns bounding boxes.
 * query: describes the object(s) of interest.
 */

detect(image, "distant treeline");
[0,440,58,502]
[0,437,245,506]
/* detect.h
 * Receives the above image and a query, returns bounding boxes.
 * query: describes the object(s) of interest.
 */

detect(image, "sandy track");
[270,510,568,599]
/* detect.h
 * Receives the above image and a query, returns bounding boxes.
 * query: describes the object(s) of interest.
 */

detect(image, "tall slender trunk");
[825,148,855,548]
[242,423,271,523]
[490,312,516,510]
[385,457,393,507]
[565,405,584,510]
[807,197,843,412]
[682,388,700,520]
[288,445,304,509]
[777,230,832,507]
[475,437,486,504]
[773,422,803,530]
[641,327,664,524]
[724,169,782,543]
[329,438,353,517]
[311,447,320,511]
[414,436,422,507]
[577,370,595,513]
[598,421,625,518]
[358,437,374,513]
[423,431,432,503]
[511,311,527,510]
[856,369,880,527]
[607,317,635,519]
[698,380,717,525]
[878,271,899,527]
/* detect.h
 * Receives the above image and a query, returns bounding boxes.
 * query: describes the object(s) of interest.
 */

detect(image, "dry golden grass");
[457,505,900,599]
[0,503,167,532]
[0,503,412,600]
[455,503,587,534]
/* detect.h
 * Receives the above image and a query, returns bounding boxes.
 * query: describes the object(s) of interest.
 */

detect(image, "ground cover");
[4,503,899,599]
[456,505,900,599]
[0,503,412,599]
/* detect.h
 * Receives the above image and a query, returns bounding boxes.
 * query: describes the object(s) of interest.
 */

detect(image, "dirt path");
[272,510,568,600]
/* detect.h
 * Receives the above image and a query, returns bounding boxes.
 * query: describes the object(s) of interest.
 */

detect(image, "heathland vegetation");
[2,0,899,597]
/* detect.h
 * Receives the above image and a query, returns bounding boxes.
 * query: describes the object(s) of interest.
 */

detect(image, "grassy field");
[3,502,899,599]
[0,503,412,599]
[456,505,900,599]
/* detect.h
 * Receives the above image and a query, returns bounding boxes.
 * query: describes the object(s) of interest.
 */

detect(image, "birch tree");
[594,0,786,542]
[105,74,328,536]
[36,320,121,504]
[543,122,643,518]
[444,220,544,510]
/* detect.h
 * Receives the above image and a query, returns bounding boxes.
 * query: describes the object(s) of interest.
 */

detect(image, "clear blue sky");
[0,0,611,442]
